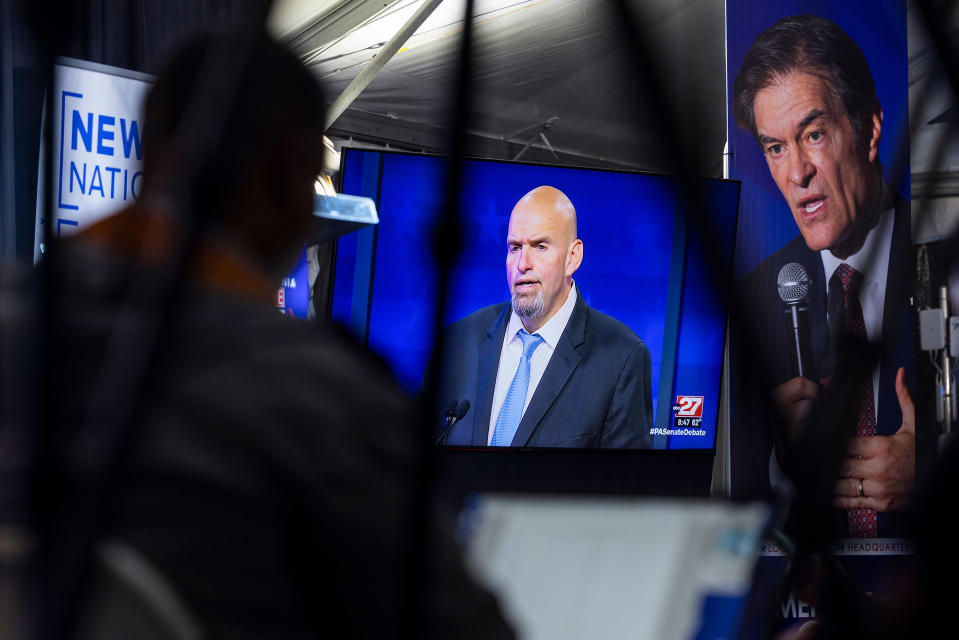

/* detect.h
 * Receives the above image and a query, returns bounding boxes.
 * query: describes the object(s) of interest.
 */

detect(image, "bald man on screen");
[432,186,653,449]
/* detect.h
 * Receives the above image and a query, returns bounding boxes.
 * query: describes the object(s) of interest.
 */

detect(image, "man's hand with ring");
[833,367,915,512]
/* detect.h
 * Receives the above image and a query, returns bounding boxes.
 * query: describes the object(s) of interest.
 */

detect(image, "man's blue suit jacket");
[730,193,929,534]
[433,289,653,448]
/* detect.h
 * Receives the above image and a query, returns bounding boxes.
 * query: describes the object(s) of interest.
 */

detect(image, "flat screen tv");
[331,149,739,452]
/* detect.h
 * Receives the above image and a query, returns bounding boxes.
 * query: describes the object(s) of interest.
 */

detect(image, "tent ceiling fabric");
[907,1,959,188]
[272,0,728,175]
[271,0,959,182]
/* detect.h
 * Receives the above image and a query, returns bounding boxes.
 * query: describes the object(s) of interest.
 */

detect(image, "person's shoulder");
[242,307,397,377]
[888,185,908,214]
[207,307,415,448]
[582,304,647,352]
[186,297,404,404]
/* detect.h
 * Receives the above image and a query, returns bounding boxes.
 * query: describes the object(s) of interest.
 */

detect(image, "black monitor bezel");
[329,147,741,496]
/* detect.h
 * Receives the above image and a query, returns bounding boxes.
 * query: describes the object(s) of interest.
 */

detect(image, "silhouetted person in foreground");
[40,30,513,639]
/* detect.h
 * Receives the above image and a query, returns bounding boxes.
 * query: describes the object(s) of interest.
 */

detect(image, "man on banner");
[430,185,653,449]
[730,14,921,536]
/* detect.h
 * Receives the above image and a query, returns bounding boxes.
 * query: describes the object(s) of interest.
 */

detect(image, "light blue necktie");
[491,330,544,447]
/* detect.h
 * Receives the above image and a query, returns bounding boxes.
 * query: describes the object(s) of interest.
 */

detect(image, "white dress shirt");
[820,184,895,414]
[487,284,578,445]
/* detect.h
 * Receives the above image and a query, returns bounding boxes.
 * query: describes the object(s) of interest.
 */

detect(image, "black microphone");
[443,399,457,420]
[777,262,813,379]
[435,399,470,446]
[453,399,470,423]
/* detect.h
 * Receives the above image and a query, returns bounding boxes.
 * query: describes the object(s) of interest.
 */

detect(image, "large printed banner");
[34,58,152,260]
[34,58,310,316]
[754,538,917,633]
[726,0,914,530]
[724,0,916,632]
[726,0,916,627]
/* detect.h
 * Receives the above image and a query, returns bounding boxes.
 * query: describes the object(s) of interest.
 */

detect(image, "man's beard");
[512,288,545,319]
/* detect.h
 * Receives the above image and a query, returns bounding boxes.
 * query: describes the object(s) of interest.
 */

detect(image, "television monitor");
[331,149,739,452]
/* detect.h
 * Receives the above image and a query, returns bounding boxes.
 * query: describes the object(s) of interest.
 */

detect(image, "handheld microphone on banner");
[777,263,813,379]
[435,400,471,445]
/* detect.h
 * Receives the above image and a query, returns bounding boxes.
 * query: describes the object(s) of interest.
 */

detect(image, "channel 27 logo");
[672,395,703,427]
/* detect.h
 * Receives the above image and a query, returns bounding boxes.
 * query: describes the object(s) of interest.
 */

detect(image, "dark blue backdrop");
[332,150,739,450]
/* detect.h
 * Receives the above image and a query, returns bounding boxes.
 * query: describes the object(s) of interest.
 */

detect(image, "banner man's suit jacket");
[434,289,653,448]
[730,194,931,535]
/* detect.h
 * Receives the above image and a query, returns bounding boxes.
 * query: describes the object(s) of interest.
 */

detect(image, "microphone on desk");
[435,399,470,446]
[777,262,813,379]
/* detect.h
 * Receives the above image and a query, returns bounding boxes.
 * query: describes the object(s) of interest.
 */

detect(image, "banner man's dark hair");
[732,14,878,148]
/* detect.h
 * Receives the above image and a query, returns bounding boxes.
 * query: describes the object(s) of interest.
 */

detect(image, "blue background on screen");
[668,181,740,449]
[332,150,739,450]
